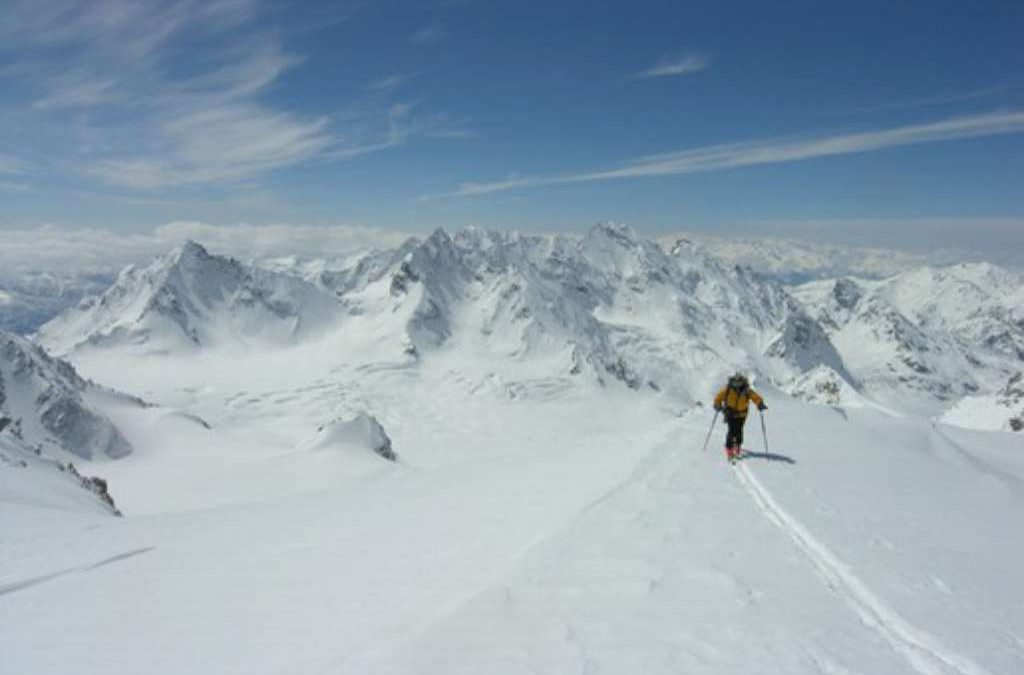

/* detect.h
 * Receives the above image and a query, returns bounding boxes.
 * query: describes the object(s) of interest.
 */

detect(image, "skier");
[713,373,766,462]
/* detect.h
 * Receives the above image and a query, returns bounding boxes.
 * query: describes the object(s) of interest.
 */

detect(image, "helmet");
[729,372,748,390]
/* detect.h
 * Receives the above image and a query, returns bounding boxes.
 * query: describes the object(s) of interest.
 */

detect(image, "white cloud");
[0,0,460,190]
[89,105,334,189]
[635,54,708,79]
[367,73,414,92]
[412,22,447,44]
[32,73,121,110]
[0,222,413,275]
[430,110,1024,198]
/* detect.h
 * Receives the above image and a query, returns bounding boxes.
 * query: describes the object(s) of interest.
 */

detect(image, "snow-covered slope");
[0,433,120,515]
[1,331,132,460]
[4,384,1023,675]
[792,263,1024,412]
[6,226,1024,675]
[38,241,345,356]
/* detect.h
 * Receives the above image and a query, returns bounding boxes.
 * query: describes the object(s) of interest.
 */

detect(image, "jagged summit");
[176,238,209,260]
[589,220,641,242]
[38,241,346,355]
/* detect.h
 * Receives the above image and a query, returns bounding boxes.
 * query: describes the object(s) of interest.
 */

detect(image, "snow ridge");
[1,330,131,460]
[793,264,1024,411]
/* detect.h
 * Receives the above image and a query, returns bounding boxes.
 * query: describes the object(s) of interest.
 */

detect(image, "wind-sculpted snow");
[302,412,397,461]
[0,331,132,461]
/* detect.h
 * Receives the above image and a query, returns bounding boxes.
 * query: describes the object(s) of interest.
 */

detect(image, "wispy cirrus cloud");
[429,110,1024,199]
[635,54,709,79]
[412,22,448,44]
[0,0,459,191]
[87,104,335,189]
[367,73,415,92]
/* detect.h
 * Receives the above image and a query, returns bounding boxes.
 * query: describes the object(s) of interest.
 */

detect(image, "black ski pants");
[724,414,746,449]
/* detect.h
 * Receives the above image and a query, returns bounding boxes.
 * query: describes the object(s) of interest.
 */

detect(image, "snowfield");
[3,225,1023,674]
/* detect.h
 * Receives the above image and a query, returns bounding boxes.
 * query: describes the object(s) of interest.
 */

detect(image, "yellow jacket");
[714,386,763,419]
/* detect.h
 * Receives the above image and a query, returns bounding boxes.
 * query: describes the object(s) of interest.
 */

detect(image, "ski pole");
[701,410,719,452]
[759,408,769,454]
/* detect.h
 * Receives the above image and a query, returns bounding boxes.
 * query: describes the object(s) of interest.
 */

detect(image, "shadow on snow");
[741,451,797,464]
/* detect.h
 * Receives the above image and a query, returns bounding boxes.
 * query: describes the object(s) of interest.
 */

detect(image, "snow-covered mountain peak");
[174,238,210,262]
[830,277,863,311]
[39,242,345,355]
[579,221,669,279]
[588,220,641,244]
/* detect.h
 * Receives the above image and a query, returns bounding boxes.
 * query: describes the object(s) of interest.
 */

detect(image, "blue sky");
[1,0,1022,252]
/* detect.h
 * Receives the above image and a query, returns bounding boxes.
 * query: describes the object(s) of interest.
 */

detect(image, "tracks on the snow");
[734,463,994,675]
[0,547,154,598]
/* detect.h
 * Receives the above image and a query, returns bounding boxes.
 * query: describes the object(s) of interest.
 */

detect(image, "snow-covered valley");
[3,224,1023,674]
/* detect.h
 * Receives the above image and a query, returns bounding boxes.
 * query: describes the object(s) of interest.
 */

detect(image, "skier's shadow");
[741,451,797,464]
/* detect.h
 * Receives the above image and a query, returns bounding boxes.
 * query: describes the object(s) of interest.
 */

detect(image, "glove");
[714,405,724,413]
[758,402,767,411]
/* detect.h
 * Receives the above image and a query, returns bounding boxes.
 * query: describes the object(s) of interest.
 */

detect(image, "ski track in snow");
[0,547,154,597]
[734,463,994,675]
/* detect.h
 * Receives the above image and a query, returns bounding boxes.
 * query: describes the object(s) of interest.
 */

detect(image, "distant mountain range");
[37,224,850,407]
[3,224,1020,431]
